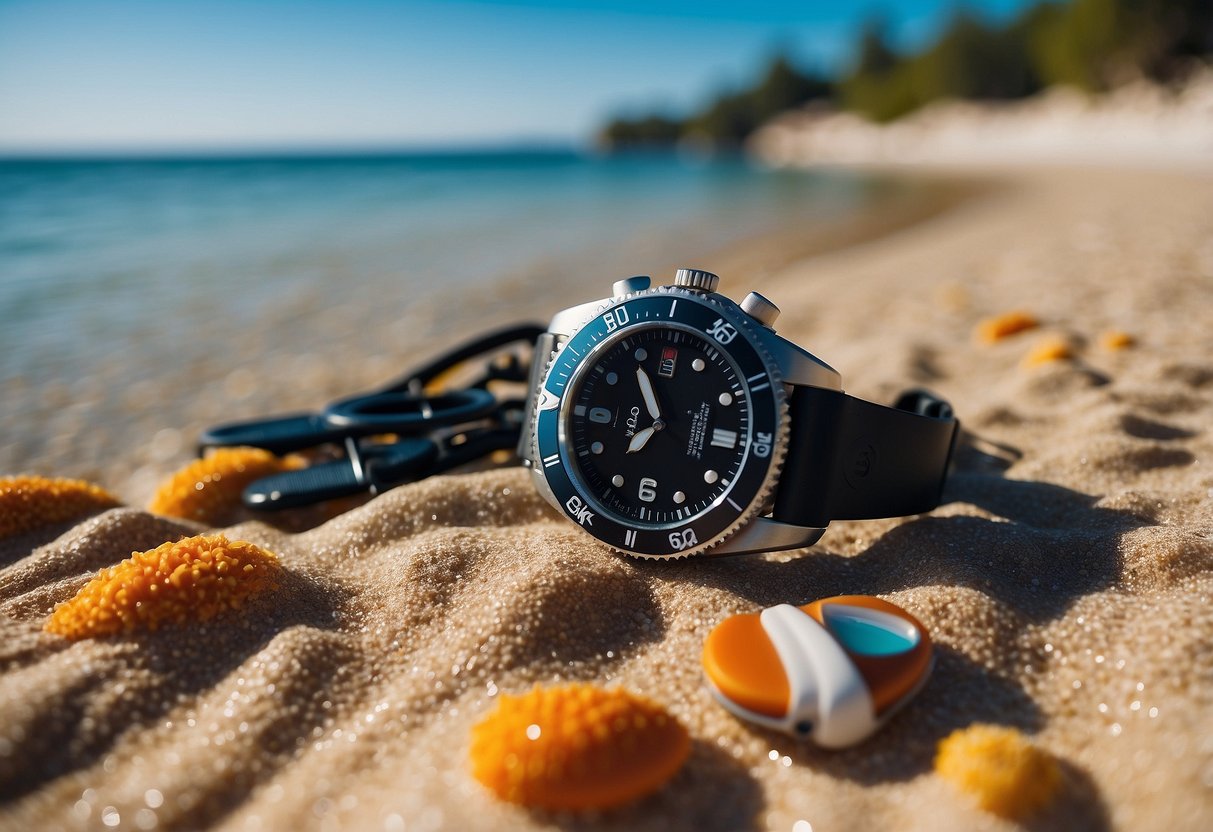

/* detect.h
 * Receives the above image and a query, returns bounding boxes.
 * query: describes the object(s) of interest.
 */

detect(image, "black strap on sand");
[197,323,545,510]
[772,387,959,528]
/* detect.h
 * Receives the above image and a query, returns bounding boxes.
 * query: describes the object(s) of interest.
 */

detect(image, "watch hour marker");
[612,474,624,487]
[634,348,648,361]
[573,404,587,416]
[711,428,738,449]
[704,469,719,484]
[692,358,706,372]
[591,441,604,455]
[673,491,686,504]
[624,529,637,547]
[606,372,618,385]
[589,406,612,424]
[718,392,733,406]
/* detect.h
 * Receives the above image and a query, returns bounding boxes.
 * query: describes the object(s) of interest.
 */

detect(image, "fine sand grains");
[1,167,1212,831]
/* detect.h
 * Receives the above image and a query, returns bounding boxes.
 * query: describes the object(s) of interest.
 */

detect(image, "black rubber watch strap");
[772,387,959,528]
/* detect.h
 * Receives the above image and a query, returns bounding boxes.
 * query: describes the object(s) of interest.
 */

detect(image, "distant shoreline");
[749,71,1213,172]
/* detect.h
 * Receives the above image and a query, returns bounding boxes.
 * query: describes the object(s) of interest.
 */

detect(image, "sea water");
[0,151,872,390]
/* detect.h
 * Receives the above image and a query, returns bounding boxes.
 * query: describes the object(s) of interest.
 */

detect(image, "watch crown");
[673,268,720,293]
[740,291,780,328]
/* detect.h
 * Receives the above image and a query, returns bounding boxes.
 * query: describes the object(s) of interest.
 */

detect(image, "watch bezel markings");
[535,289,784,558]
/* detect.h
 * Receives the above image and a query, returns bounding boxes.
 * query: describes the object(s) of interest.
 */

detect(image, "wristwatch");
[519,269,959,559]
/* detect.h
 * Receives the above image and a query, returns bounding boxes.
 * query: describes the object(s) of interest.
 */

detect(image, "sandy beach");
[2,160,1212,832]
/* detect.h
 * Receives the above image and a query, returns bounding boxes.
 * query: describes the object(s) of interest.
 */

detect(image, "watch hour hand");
[636,367,661,420]
[627,426,655,454]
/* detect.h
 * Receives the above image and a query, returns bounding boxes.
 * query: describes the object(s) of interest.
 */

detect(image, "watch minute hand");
[636,367,661,420]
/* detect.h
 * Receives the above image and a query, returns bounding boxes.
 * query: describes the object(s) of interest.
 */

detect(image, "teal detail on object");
[824,612,917,656]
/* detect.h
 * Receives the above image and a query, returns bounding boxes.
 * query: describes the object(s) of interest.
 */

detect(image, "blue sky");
[0,0,1037,153]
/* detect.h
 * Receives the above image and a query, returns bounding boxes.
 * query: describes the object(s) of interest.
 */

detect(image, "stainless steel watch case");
[522,275,842,558]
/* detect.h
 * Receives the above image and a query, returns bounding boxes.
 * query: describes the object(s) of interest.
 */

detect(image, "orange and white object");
[702,595,933,748]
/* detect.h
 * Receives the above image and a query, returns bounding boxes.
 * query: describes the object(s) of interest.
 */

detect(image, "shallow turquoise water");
[0,151,873,389]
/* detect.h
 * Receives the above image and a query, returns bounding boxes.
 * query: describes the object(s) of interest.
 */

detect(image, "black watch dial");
[535,289,783,558]
[565,325,750,527]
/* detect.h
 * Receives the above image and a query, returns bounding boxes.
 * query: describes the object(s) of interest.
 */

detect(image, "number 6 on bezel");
[706,318,737,344]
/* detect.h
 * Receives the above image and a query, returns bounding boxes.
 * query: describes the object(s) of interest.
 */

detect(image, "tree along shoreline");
[597,0,1212,151]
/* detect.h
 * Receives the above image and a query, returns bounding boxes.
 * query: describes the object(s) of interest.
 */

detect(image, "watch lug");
[517,332,561,465]
[752,327,842,391]
[546,296,616,338]
[530,467,563,514]
[706,516,828,557]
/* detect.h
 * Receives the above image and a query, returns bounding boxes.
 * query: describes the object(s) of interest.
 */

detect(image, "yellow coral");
[974,311,1039,344]
[1021,336,1074,368]
[0,476,121,539]
[148,447,302,524]
[1099,330,1135,351]
[45,534,281,640]
[935,724,1062,819]
[470,683,689,810]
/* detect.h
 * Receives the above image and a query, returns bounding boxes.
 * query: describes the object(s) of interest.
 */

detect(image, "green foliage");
[598,55,831,150]
[597,0,1213,145]
[599,114,683,148]
[1030,0,1213,90]
[843,9,1046,122]
[1029,0,1125,90]
[855,19,899,76]
[838,20,921,122]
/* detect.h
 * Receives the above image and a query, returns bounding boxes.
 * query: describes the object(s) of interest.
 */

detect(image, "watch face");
[535,288,785,558]
[564,325,748,527]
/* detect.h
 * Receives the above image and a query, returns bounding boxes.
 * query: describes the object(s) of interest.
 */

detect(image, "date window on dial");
[658,347,678,378]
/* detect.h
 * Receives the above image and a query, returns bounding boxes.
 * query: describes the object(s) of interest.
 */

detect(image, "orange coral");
[148,447,302,524]
[975,311,1039,344]
[45,534,281,640]
[0,476,121,539]
[1021,336,1074,368]
[1099,330,1135,351]
[470,683,689,810]
[935,724,1062,819]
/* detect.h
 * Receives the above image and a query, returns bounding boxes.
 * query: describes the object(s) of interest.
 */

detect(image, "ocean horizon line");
[0,140,607,164]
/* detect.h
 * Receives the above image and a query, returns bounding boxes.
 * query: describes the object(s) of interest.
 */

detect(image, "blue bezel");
[535,288,784,558]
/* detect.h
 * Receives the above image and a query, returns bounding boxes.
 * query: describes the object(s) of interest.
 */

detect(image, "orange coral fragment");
[1099,330,1135,351]
[935,724,1062,819]
[0,476,121,539]
[975,311,1039,344]
[1021,336,1074,368]
[45,534,281,640]
[470,683,690,810]
[149,447,302,524]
